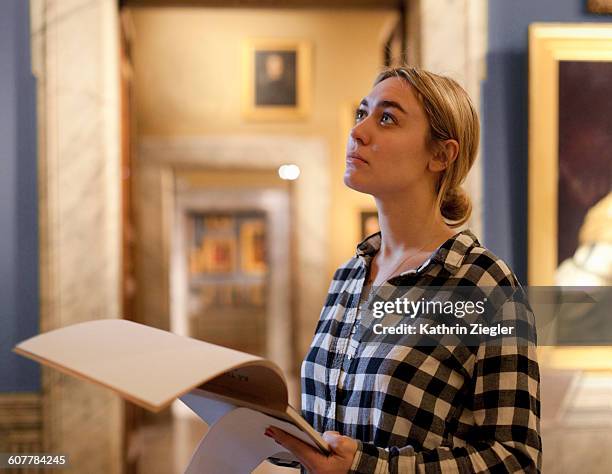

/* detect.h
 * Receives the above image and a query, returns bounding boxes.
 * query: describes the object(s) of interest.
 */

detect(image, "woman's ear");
[428,139,459,172]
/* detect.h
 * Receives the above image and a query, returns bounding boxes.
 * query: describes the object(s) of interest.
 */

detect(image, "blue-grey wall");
[482,0,609,283]
[0,0,40,392]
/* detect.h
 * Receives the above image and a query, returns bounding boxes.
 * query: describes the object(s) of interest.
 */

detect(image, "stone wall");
[31,0,123,472]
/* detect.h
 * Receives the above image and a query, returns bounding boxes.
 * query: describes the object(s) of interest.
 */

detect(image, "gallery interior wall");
[483,0,609,282]
[0,0,39,393]
[5,0,612,393]
[130,7,396,278]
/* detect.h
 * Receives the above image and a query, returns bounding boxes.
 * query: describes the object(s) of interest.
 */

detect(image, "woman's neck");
[374,192,455,258]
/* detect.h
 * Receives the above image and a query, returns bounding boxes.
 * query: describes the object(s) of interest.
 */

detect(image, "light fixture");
[278,164,300,180]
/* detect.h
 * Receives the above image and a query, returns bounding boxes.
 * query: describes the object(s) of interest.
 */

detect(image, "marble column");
[30,0,123,472]
[413,0,487,238]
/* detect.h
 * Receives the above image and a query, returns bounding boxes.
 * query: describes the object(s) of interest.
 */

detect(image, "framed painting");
[188,214,237,275]
[528,24,612,285]
[242,39,312,121]
[239,218,267,275]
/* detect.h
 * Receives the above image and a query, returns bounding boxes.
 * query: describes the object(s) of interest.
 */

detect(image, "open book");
[14,319,329,473]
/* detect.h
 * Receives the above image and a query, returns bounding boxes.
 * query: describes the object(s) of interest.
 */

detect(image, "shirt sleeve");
[348,287,542,474]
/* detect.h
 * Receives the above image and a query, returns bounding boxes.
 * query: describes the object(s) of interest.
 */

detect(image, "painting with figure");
[557,61,612,264]
[529,24,612,291]
[254,50,297,107]
[554,60,612,344]
[188,214,236,275]
[529,24,612,353]
[242,39,311,120]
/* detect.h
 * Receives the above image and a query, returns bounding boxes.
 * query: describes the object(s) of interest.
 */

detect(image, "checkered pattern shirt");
[301,229,541,473]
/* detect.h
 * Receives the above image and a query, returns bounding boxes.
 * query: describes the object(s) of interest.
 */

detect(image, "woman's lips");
[346,153,368,164]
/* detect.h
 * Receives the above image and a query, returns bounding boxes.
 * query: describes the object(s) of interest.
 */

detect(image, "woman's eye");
[354,109,395,125]
[380,112,395,125]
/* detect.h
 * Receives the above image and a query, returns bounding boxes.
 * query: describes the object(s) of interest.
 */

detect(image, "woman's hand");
[265,426,358,474]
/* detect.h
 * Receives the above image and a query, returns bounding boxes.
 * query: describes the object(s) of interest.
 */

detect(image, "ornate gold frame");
[241,39,312,121]
[529,24,612,370]
[588,0,612,14]
[528,23,612,285]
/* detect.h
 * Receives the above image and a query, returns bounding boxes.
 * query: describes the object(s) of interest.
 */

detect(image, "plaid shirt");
[301,229,541,473]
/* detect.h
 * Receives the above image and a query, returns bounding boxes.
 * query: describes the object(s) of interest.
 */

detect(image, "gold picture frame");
[528,23,612,285]
[588,0,612,14]
[242,39,312,121]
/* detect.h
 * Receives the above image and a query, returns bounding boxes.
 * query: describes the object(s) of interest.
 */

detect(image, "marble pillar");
[30,0,123,472]
[416,0,487,238]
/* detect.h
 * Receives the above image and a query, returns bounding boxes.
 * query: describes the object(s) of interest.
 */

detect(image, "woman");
[265,67,542,473]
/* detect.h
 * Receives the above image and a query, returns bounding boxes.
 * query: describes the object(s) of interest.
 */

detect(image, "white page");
[184,407,317,474]
[179,392,236,426]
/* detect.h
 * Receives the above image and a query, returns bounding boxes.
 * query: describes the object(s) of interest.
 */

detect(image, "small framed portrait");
[242,39,312,120]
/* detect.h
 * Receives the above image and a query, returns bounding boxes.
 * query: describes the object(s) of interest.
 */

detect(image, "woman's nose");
[350,120,370,146]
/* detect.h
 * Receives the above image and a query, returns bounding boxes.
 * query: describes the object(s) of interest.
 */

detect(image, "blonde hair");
[374,67,480,228]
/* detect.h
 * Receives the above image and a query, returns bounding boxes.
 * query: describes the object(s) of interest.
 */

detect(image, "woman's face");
[344,76,437,197]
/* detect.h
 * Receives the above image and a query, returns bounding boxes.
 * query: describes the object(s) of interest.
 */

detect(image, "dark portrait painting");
[557,61,612,263]
[254,50,297,107]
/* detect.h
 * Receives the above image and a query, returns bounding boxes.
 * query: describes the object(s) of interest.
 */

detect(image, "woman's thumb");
[322,431,342,447]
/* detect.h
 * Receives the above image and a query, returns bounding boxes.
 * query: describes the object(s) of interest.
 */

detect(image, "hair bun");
[441,186,472,226]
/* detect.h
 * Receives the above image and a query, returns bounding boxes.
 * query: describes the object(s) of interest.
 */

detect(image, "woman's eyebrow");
[359,98,407,115]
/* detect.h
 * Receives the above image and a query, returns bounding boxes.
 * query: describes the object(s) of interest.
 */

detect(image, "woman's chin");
[343,173,374,194]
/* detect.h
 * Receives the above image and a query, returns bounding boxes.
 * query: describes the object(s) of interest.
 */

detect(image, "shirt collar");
[355,229,480,276]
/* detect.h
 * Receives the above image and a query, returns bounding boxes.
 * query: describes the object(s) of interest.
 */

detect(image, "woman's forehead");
[363,77,418,108]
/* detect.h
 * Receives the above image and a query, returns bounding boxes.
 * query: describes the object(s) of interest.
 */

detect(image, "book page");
[14,319,286,411]
[184,407,312,474]
[179,392,236,426]
[198,365,288,412]
[179,389,329,454]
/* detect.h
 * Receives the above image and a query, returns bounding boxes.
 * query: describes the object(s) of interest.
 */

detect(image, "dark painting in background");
[243,39,310,120]
[254,50,297,107]
[557,60,612,263]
